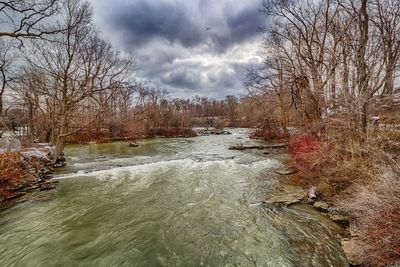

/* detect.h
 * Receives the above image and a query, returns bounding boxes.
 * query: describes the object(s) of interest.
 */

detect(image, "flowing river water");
[0,129,348,267]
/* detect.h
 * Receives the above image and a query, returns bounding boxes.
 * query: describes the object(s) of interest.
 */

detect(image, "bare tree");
[0,0,61,41]
[252,0,400,139]
[0,40,15,115]
[0,0,63,127]
[371,0,400,97]
[23,0,136,161]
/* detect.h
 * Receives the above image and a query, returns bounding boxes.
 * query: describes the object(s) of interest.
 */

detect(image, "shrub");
[250,127,289,141]
[287,129,400,266]
[288,134,382,198]
[288,134,319,171]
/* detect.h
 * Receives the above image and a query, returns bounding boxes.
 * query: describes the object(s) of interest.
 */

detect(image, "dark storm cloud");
[105,0,264,52]
[161,68,202,90]
[226,5,265,45]
[89,0,265,98]
[111,1,204,48]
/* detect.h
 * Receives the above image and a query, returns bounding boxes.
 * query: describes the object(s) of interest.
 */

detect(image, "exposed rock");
[229,143,288,151]
[329,214,351,227]
[22,149,52,163]
[197,129,232,136]
[266,185,307,206]
[308,186,317,200]
[53,162,66,168]
[341,239,365,266]
[26,184,41,191]
[274,169,297,175]
[313,201,329,212]
[128,141,139,147]
[39,183,56,191]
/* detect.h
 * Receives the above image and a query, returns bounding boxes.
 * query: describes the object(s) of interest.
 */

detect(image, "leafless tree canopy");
[246,0,400,137]
[0,0,62,40]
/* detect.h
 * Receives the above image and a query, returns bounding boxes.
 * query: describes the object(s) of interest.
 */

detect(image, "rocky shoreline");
[0,143,62,210]
[265,168,362,266]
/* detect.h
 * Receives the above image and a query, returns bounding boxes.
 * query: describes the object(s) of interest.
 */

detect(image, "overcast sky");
[88,0,266,99]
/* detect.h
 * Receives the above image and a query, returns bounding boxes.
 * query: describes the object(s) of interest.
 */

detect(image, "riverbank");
[0,145,60,209]
[264,172,354,264]
[263,136,400,267]
[65,127,199,144]
[64,127,237,145]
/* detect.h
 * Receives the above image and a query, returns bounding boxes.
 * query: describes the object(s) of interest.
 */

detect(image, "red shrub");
[288,135,319,171]
[287,135,369,198]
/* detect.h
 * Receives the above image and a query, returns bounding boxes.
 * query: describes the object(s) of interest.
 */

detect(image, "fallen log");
[229,143,288,150]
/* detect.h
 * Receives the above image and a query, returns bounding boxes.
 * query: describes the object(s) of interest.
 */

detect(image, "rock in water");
[308,186,317,200]
[308,186,317,204]
[266,185,307,206]
[313,201,329,212]
[328,214,350,227]
[128,142,139,147]
[274,169,296,175]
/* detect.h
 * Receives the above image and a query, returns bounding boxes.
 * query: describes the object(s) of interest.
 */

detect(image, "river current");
[0,129,348,267]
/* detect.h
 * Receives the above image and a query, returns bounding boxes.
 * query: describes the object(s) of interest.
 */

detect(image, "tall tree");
[24,0,136,161]
[0,0,62,41]
[0,40,15,115]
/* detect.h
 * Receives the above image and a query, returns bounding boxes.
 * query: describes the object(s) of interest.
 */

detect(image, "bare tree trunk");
[53,114,68,163]
[0,92,3,116]
[342,50,349,100]
[310,65,324,119]
[331,68,337,108]
[358,0,370,135]
[383,60,395,96]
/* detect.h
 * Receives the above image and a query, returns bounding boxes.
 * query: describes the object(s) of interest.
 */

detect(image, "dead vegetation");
[244,0,400,264]
[0,152,39,200]
[284,128,400,266]
[338,169,400,267]
[288,134,385,199]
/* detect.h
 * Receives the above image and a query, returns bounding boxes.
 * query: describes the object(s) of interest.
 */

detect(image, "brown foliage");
[250,118,290,141]
[0,152,37,199]
[66,130,124,144]
[288,129,400,266]
[288,134,384,199]
[250,127,286,141]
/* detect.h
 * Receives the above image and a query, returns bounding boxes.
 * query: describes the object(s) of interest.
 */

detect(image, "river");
[0,129,348,267]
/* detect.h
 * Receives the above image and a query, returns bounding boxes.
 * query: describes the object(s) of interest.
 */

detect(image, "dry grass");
[338,168,400,267]
[287,129,400,266]
[250,127,286,141]
[288,134,382,199]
